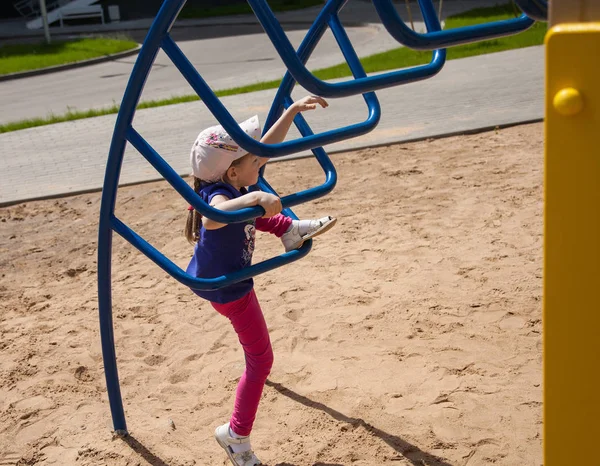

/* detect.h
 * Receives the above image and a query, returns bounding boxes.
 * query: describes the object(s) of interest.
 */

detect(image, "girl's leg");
[211,290,273,436]
[255,213,292,237]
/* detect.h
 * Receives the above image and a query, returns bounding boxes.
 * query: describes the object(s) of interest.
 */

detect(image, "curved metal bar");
[246,0,446,97]
[98,0,189,436]
[261,0,339,130]
[513,0,548,22]
[258,0,385,216]
[258,118,339,220]
[111,216,312,291]
[161,35,381,157]
[126,118,338,223]
[372,0,535,51]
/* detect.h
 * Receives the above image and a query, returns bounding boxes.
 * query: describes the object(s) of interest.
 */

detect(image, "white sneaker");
[281,216,337,252]
[214,423,262,466]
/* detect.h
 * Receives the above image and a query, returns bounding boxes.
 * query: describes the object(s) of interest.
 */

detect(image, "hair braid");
[184,177,203,244]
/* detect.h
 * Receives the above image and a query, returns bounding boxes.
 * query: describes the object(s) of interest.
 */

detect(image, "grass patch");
[179,0,324,19]
[0,37,138,75]
[1,3,546,134]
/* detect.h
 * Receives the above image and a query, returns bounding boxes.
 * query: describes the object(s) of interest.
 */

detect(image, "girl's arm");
[203,192,282,230]
[260,95,328,145]
[202,96,328,230]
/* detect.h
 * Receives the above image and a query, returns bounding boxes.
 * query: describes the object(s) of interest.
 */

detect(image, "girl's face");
[227,154,267,188]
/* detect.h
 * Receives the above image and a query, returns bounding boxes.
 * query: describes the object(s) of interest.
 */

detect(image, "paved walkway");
[0,1,545,206]
[0,46,545,206]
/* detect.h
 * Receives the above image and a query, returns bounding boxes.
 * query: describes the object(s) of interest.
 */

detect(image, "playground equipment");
[373,0,536,49]
[544,1,599,464]
[99,2,593,464]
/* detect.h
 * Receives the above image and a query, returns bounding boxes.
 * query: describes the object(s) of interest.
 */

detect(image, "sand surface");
[0,123,543,466]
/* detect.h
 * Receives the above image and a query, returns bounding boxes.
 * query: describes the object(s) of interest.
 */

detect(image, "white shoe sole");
[286,216,337,252]
[214,425,240,466]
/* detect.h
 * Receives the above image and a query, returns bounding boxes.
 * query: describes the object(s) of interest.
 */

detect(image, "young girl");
[184,96,336,466]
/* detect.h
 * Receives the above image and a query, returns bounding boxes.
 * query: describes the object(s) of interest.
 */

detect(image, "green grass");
[180,0,324,19]
[0,3,546,134]
[0,37,138,75]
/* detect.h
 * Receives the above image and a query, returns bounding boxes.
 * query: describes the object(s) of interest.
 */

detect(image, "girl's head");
[185,116,265,243]
[190,115,262,185]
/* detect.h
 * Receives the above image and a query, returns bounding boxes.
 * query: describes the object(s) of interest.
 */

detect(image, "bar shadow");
[120,435,170,466]
[265,380,454,466]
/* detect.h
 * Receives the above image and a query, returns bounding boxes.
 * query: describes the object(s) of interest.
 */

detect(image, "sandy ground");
[0,122,543,466]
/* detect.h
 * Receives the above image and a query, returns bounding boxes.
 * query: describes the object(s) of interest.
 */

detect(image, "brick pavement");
[0,46,544,206]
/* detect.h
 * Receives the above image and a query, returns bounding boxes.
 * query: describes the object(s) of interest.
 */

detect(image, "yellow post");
[544,11,600,466]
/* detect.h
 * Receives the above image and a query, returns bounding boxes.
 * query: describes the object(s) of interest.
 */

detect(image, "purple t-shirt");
[186,182,256,304]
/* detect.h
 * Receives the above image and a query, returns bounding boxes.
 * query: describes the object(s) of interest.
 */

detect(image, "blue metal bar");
[225,2,345,197]
[126,126,337,223]
[513,0,548,22]
[262,0,336,132]
[372,0,535,51]
[262,0,354,131]
[258,1,383,214]
[259,108,339,219]
[160,35,380,156]
[111,215,312,290]
[247,0,446,97]
[255,101,337,214]
[97,0,188,436]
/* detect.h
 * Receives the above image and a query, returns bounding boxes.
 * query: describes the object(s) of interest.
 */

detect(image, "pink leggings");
[210,214,291,436]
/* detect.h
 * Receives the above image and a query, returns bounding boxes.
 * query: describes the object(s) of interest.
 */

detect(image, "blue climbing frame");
[98,0,382,434]
[372,0,536,50]
[98,0,543,435]
[247,0,447,97]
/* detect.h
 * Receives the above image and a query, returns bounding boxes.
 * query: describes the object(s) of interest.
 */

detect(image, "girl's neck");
[222,176,244,191]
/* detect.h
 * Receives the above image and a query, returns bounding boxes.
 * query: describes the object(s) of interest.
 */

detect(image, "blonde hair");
[184,177,203,244]
[184,155,248,244]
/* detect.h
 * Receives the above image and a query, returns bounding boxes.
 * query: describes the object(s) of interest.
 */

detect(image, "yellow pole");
[544,1,600,464]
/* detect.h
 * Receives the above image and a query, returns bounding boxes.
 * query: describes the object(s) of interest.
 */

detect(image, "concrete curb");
[0,43,142,82]
[0,118,544,208]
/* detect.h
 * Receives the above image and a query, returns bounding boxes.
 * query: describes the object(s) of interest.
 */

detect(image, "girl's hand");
[256,192,282,218]
[259,96,328,146]
[292,95,329,113]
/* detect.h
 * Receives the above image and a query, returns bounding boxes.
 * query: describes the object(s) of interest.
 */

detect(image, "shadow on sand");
[266,380,455,466]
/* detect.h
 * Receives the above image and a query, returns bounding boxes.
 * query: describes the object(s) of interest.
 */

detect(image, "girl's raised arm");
[260,96,328,146]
